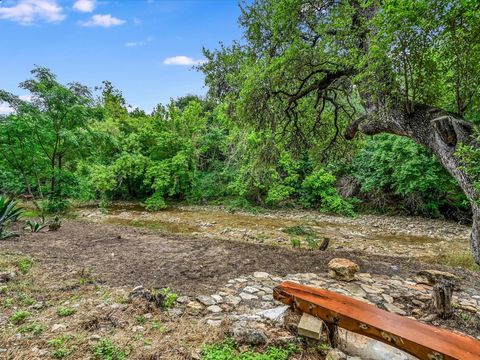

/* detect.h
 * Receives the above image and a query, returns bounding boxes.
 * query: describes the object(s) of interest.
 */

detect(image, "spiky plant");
[0,196,23,239]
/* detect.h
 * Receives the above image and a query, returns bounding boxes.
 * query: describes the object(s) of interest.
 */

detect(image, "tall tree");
[0,67,97,199]
[201,0,480,261]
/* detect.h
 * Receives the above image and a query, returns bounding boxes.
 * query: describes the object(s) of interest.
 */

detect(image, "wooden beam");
[273,281,480,360]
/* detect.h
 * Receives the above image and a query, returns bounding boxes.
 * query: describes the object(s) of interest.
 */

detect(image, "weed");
[159,287,178,309]
[16,257,33,274]
[19,293,36,306]
[290,237,301,248]
[135,315,146,324]
[92,338,127,360]
[48,216,62,231]
[151,320,168,333]
[18,321,45,336]
[283,225,316,237]
[202,338,297,360]
[305,234,319,250]
[57,306,76,317]
[3,297,13,308]
[52,348,70,359]
[9,310,31,324]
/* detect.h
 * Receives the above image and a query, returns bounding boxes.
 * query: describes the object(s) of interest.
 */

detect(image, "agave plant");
[0,196,23,239]
[25,219,47,233]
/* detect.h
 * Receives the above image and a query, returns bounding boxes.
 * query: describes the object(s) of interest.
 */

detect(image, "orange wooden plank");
[273,281,480,360]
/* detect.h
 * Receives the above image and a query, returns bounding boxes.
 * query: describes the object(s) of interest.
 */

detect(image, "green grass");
[92,338,127,360]
[18,321,46,336]
[57,306,76,317]
[16,257,34,274]
[282,225,316,237]
[202,339,297,360]
[9,310,31,324]
[434,251,480,272]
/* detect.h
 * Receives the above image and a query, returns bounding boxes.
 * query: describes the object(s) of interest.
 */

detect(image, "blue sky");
[0,0,242,113]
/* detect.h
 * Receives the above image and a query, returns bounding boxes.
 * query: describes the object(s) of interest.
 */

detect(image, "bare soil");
[2,216,480,297]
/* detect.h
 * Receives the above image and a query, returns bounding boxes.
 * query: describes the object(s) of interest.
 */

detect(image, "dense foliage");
[0,64,467,219]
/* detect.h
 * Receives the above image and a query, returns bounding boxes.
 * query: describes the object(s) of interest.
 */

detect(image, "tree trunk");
[346,103,480,263]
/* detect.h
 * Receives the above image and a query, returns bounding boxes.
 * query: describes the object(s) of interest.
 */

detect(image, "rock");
[328,258,359,282]
[297,313,323,340]
[243,286,259,294]
[326,349,347,360]
[256,306,289,324]
[51,324,66,332]
[415,270,458,287]
[167,308,184,317]
[230,321,268,345]
[0,272,15,283]
[196,295,216,306]
[132,325,145,332]
[211,294,223,303]
[89,335,101,341]
[186,301,204,315]
[384,303,407,316]
[206,319,222,327]
[382,294,394,304]
[225,295,242,305]
[239,292,258,301]
[207,305,223,313]
[176,296,189,304]
[253,272,270,279]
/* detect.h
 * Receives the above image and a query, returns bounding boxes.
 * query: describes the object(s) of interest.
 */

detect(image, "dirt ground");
[2,213,480,296]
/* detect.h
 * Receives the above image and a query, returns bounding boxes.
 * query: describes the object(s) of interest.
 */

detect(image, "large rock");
[328,258,359,282]
[415,270,458,287]
[230,321,268,345]
[0,272,15,283]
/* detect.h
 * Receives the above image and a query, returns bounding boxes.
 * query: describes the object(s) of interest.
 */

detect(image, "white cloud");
[80,14,125,27]
[0,0,65,24]
[125,36,153,47]
[73,0,95,13]
[163,56,206,66]
[0,102,13,115]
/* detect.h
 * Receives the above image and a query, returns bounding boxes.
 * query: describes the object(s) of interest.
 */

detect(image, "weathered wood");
[273,281,480,360]
[431,279,454,319]
[319,238,330,251]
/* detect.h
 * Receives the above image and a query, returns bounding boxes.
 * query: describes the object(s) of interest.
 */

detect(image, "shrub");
[300,169,355,216]
[0,196,23,239]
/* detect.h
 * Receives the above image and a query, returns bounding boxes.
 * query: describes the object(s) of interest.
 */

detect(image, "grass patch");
[9,310,31,324]
[282,225,316,237]
[92,338,128,360]
[57,306,76,317]
[434,251,480,272]
[16,257,34,274]
[202,339,297,360]
[18,321,46,336]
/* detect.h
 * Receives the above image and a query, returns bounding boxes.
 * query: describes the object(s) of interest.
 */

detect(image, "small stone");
[239,292,258,301]
[360,284,383,294]
[167,308,184,317]
[0,272,15,283]
[256,306,289,323]
[51,324,66,332]
[382,294,394,304]
[225,295,242,305]
[132,325,145,332]
[207,319,222,327]
[176,296,189,304]
[186,301,204,315]
[89,335,101,341]
[196,295,216,306]
[326,349,347,360]
[243,286,259,294]
[253,272,270,279]
[211,294,223,303]
[230,321,268,345]
[328,258,359,282]
[384,303,406,316]
[207,305,223,313]
[262,295,274,301]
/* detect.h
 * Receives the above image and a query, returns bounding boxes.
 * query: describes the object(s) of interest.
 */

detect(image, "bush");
[352,135,467,217]
[300,169,355,217]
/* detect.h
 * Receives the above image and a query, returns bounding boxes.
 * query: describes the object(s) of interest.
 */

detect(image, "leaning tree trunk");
[346,103,480,263]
